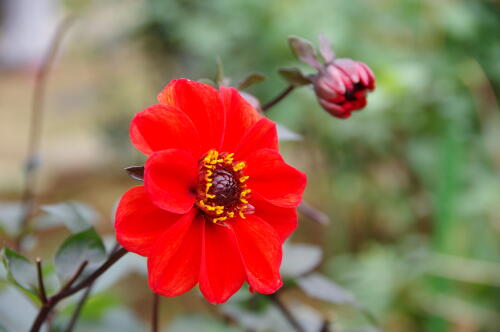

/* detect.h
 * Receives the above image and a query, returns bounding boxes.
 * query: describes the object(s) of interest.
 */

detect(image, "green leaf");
[39,201,99,233]
[236,72,267,90]
[54,228,106,283]
[1,247,37,292]
[0,202,22,236]
[281,243,323,278]
[297,273,358,306]
[168,315,244,332]
[278,67,311,86]
[0,285,39,331]
[276,124,303,142]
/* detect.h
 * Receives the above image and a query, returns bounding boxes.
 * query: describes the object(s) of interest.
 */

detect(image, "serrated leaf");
[288,36,321,69]
[278,67,311,87]
[297,273,358,306]
[281,244,323,278]
[40,201,98,233]
[1,247,37,292]
[124,166,144,182]
[237,72,267,90]
[55,228,106,283]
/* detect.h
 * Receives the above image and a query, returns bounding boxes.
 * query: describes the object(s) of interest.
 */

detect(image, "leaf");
[288,36,321,69]
[318,33,335,63]
[278,67,311,87]
[277,124,303,142]
[1,247,37,292]
[39,201,99,233]
[281,244,323,278]
[236,72,267,90]
[298,201,330,224]
[222,301,322,332]
[0,202,22,236]
[297,273,358,306]
[168,315,244,332]
[0,285,39,331]
[124,166,144,182]
[54,228,106,283]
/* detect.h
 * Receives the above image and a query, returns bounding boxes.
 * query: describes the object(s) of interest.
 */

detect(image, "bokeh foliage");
[1,0,500,331]
[136,0,500,330]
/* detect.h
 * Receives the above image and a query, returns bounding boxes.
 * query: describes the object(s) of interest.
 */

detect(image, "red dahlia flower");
[115,79,306,304]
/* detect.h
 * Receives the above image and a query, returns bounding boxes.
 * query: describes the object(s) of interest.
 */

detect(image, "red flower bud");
[288,35,375,119]
[312,58,375,118]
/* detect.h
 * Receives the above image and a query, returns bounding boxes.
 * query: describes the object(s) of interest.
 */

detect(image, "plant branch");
[30,247,128,332]
[65,282,94,332]
[60,261,89,295]
[35,258,48,304]
[152,292,160,332]
[261,85,295,112]
[15,15,76,250]
[268,293,305,332]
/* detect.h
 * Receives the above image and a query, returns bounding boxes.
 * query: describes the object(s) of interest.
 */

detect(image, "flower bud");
[312,58,375,118]
[288,35,375,119]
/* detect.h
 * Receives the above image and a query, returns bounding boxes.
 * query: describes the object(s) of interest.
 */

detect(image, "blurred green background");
[1,0,500,331]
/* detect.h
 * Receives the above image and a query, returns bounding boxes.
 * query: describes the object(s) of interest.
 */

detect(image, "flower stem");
[152,292,160,332]
[30,247,128,332]
[261,85,295,112]
[65,282,93,332]
[268,293,305,332]
[35,258,48,304]
[15,15,76,250]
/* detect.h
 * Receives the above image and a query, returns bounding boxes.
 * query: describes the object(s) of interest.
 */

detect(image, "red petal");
[115,186,181,256]
[130,104,201,156]
[147,209,202,297]
[157,79,225,150]
[229,215,283,294]
[219,86,261,152]
[235,118,278,159]
[144,149,197,214]
[244,149,306,208]
[199,222,246,304]
[252,195,298,243]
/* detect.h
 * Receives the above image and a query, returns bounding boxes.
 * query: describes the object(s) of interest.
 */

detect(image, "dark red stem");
[261,85,295,112]
[30,248,128,332]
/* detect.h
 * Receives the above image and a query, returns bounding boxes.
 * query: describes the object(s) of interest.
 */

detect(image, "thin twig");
[15,15,76,250]
[35,258,48,304]
[65,283,93,332]
[59,260,89,295]
[152,292,160,332]
[298,201,330,225]
[261,85,295,112]
[268,293,305,332]
[30,248,128,332]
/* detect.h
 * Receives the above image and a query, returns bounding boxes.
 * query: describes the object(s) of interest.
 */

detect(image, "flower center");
[196,149,252,223]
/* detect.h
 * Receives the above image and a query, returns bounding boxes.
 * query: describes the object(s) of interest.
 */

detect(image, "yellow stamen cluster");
[196,150,251,224]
